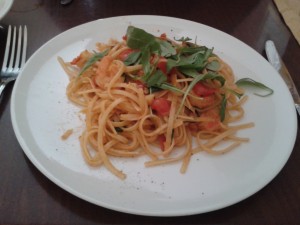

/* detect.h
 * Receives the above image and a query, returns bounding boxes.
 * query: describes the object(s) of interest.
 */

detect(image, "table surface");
[1,0,300,224]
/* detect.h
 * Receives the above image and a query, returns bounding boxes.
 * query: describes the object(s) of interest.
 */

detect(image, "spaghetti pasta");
[58,26,254,179]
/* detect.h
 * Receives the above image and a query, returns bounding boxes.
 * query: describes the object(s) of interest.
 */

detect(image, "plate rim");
[0,0,14,20]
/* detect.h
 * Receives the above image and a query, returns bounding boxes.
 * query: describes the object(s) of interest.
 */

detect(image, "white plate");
[11,15,297,216]
[0,0,13,20]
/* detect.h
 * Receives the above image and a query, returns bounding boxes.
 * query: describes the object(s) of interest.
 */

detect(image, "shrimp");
[94,55,119,89]
[199,108,221,131]
[71,50,92,67]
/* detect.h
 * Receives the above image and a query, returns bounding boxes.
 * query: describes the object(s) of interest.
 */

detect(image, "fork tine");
[1,25,12,72]
[21,26,28,67]
[13,26,22,71]
[8,26,17,71]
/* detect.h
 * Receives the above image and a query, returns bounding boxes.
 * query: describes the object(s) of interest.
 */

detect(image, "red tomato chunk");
[193,82,216,97]
[151,98,171,116]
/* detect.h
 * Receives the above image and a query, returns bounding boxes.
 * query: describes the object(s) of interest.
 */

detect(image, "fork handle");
[0,78,13,97]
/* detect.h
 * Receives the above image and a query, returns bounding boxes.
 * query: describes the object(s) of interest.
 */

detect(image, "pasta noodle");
[58,26,254,179]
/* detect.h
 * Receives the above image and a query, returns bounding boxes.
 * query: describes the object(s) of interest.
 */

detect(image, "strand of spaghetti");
[80,130,103,166]
[97,97,127,179]
[144,141,189,167]
[226,135,250,142]
[107,60,125,98]
[164,91,178,152]
[111,46,128,58]
[137,132,158,160]
[86,95,99,130]
[201,141,242,155]
[108,42,124,56]
[108,149,143,157]
[226,108,244,122]
[205,122,254,147]
[180,130,192,173]
[113,134,140,151]
[110,89,141,109]
[174,125,188,147]
[125,64,143,73]
[139,115,183,137]
[228,96,248,109]
[58,57,79,78]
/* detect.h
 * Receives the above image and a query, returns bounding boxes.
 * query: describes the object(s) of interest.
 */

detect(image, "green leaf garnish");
[175,73,225,115]
[201,72,225,86]
[220,95,227,122]
[206,60,220,72]
[167,48,213,72]
[126,26,158,50]
[179,68,199,78]
[236,78,273,97]
[126,26,176,57]
[140,47,151,77]
[124,51,141,66]
[157,39,176,57]
[174,37,192,42]
[176,74,205,115]
[78,50,108,76]
[145,70,167,87]
[180,46,208,55]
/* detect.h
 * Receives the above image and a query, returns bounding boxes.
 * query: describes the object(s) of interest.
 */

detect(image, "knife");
[265,40,300,116]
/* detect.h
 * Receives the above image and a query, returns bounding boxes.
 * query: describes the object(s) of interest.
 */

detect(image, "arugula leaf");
[174,72,225,114]
[159,83,183,93]
[174,37,192,42]
[141,48,151,77]
[179,68,199,78]
[146,70,167,87]
[236,78,273,97]
[180,46,208,55]
[220,95,227,122]
[126,26,157,50]
[124,51,141,66]
[206,60,220,72]
[78,50,108,76]
[157,39,176,57]
[176,73,205,114]
[126,26,175,55]
[178,68,225,85]
[167,48,213,72]
[201,72,225,86]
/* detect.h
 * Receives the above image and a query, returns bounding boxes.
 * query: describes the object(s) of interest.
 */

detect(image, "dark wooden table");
[1,0,300,224]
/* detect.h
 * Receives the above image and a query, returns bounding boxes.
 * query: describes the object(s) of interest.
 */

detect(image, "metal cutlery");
[0,25,27,97]
[265,40,300,116]
[60,0,73,5]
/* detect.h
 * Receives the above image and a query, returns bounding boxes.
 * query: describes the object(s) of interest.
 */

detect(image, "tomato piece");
[160,33,167,40]
[151,98,171,116]
[131,79,145,89]
[157,57,168,74]
[193,82,216,97]
[71,56,80,65]
[157,134,166,151]
[117,49,135,61]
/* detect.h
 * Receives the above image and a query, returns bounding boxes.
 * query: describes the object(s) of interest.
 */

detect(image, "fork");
[0,25,27,97]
